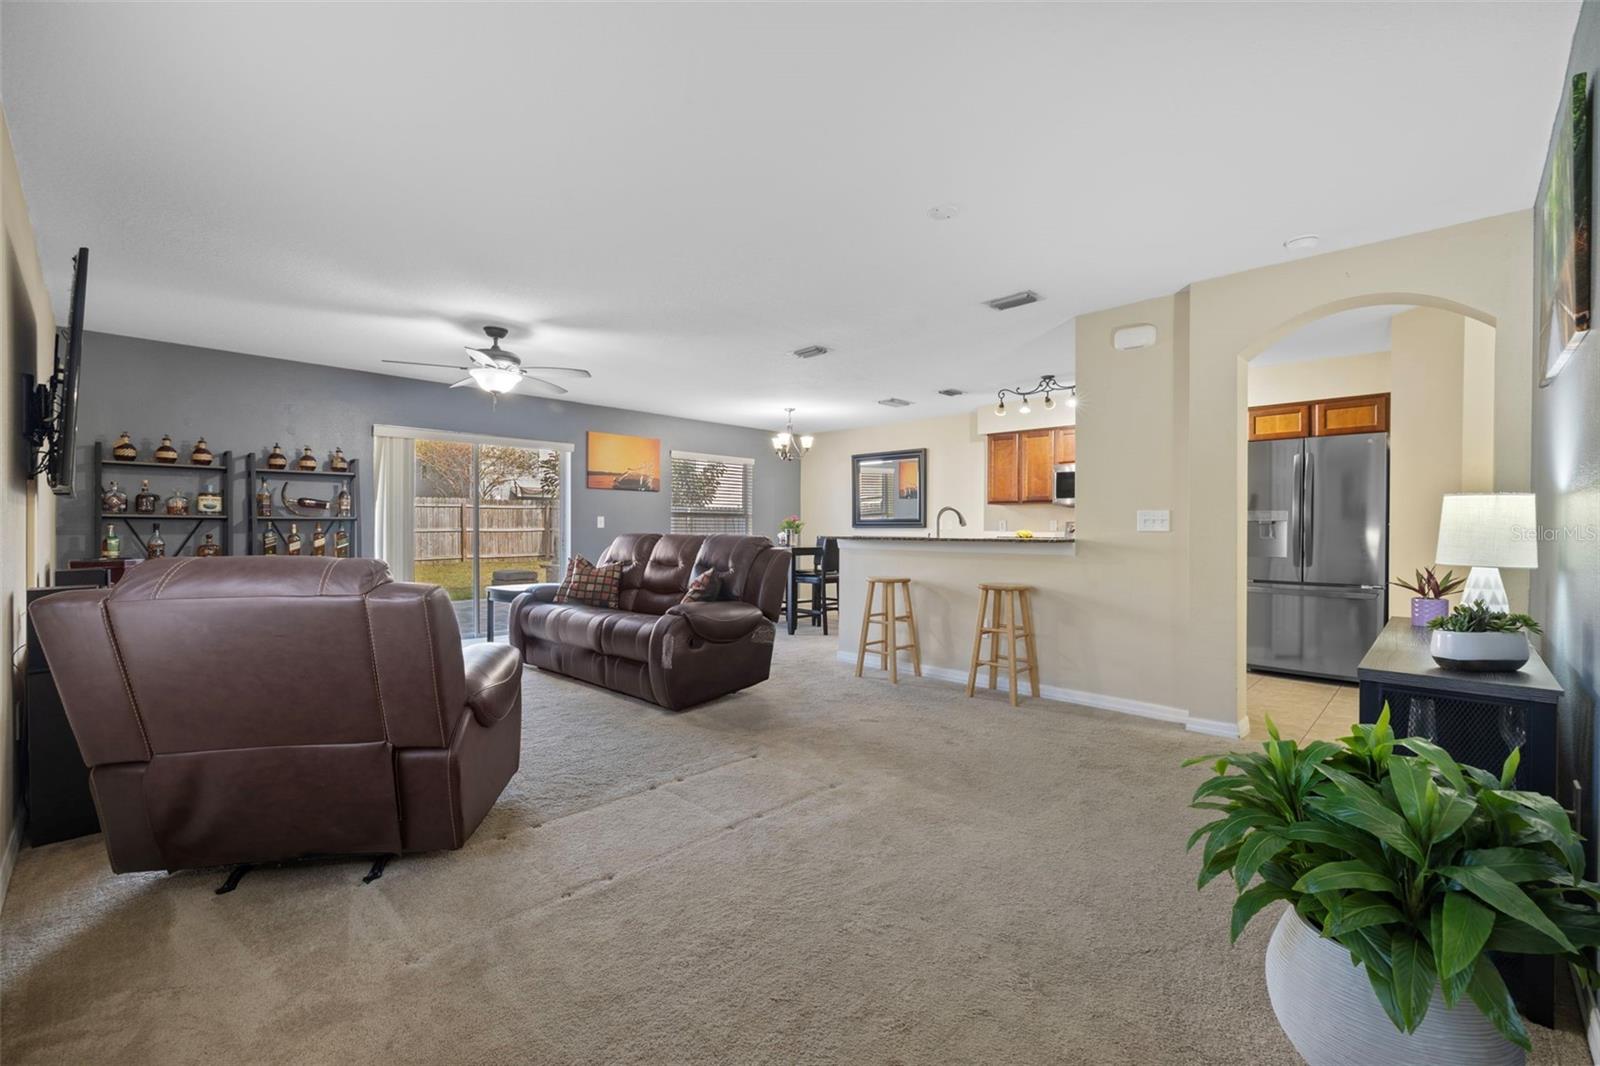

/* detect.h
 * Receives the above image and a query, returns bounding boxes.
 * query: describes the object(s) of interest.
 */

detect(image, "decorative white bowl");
[1429,630,1530,672]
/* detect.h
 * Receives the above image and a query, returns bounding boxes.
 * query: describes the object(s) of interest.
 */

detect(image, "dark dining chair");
[792,536,840,634]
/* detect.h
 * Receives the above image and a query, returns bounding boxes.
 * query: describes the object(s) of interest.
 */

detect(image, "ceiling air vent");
[985,290,1041,311]
[878,397,914,408]
[936,388,965,397]
[792,345,829,359]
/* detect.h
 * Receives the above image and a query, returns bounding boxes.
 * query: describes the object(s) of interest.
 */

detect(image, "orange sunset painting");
[586,431,661,492]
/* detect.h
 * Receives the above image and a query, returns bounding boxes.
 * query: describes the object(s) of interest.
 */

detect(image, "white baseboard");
[0,812,21,916]
[833,650,1240,738]
[1571,962,1600,1066]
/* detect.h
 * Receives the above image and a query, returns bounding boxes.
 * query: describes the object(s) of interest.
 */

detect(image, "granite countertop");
[838,534,1075,544]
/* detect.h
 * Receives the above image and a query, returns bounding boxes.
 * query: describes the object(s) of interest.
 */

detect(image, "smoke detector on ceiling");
[1283,234,1321,253]
[792,345,829,359]
[878,398,914,408]
[985,290,1041,311]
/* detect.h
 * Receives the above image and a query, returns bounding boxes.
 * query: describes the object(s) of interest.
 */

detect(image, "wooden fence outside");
[415,497,560,561]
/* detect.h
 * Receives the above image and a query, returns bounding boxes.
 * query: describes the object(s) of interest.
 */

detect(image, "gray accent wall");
[1533,2,1600,880]
[59,331,801,564]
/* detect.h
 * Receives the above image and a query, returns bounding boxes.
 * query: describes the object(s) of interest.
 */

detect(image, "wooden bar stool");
[966,583,1040,706]
[855,577,922,683]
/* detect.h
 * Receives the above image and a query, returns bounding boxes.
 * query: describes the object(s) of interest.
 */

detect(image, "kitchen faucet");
[935,507,967,538]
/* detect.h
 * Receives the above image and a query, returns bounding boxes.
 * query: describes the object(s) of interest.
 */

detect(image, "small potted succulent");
[1428,601,1542,672]
[778,514,804,546]
[1187,709,1600,1065]
[1393,566,1467,626]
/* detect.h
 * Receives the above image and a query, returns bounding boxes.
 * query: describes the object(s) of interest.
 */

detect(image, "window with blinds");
[670,452,754,534]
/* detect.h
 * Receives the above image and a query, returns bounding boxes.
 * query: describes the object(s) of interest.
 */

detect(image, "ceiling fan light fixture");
[469,366,522,394]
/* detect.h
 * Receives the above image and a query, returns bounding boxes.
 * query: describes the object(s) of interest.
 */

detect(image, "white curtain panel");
[373,433,416,581]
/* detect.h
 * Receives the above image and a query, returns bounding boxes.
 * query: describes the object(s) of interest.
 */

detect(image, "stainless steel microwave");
[1054,464,1075,505]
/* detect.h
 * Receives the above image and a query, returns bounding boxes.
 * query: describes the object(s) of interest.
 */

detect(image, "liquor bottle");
[311,523,327,556]
[255,477,273,517]
[334,483,352,517]
[267,443,288,470]
[112,432,138,461]
[286,523,303,555]
[262,527,280,555]
[190,438,215,465]
[333,529,350,558]
[165,488,190,515]
[102,480,128,514]
[330,447,350,472]
[101,524,121,560]
[146,525,165,559]
[296,445,318,471]
[154,435,179,464]
[134,479,159,514]
[196,482,223,515]
[195,533,222,557]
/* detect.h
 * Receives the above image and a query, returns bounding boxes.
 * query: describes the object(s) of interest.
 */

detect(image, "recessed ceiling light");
[878,397,914,407]
[927,203,961,220]
[792,345,829,359]
[1283,234,1321,253]
[985,290,1041,311]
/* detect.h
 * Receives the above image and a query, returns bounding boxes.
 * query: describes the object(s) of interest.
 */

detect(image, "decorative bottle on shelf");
[262,527,280,555]
[134,479,159,514]
[190,438,214,465]
[286,523,303,555]
[255,477,273,517]
[333,529,350,558]
[267,443,288,470]
[196,533,222,557]
[330,447,349,472]
[102,480,128,514]
[100,524,121,560]
[154,435,179,464]
[196,482,223,515]
[311,523,327,556]
[334,483,352,517]
[296,445,318,471]
[146,525,165,559]
[165,487,190,515]
[112,432,138,461]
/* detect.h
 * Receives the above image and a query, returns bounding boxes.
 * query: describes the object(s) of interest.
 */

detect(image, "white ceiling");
[1251,304,1415,367]
[0,2,1579,432]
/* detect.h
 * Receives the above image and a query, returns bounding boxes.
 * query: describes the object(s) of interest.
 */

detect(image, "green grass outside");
[414,555,553,599]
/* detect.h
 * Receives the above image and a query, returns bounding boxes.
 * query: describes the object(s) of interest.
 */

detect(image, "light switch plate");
[596,515,606,528]
[1136,509,1170,532]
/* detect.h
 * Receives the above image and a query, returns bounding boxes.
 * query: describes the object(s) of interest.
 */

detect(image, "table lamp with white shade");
[1434,493,1538,614]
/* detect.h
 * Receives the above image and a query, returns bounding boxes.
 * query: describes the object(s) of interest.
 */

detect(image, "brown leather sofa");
[27,556,523,873]
[510,533,786,710]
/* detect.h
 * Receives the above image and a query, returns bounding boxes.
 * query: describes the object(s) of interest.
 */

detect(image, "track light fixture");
[994,374,1075,417]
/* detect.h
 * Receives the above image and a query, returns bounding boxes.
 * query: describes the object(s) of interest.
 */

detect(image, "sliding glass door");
[411,438,567,639]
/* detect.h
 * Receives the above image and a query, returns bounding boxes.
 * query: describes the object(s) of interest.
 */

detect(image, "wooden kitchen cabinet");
[1020,430,1055,502]
[1247,402,1311,441]
[987,432,1020,503]
[1053,427,1076,464]
[1313,392,1389,437]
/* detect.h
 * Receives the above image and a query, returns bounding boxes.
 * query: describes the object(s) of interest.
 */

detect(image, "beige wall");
[2,105,60,902]
[1246,350,1391,406]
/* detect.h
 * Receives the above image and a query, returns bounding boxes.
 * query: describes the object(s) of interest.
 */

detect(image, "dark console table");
[24,578,108,845]
[1357,618,1563,1027]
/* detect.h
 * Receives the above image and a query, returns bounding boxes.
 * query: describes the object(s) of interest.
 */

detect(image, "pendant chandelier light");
[772,408,813,462]
[994,374,1076,416]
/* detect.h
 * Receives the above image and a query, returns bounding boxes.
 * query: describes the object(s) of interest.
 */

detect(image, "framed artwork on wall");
[586,431,661,492]
[1537,71,1591,387]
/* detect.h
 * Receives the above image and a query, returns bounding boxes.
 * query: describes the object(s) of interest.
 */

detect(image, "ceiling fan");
[383,325,592,397]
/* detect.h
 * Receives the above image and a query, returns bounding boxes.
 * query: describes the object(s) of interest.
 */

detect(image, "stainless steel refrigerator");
[1247,432,1388,682]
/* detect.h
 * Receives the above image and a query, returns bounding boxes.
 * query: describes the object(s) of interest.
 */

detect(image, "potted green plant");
[1428,601,1542,672]
[1394,566,1467,627]
[1187,708,1599,1066]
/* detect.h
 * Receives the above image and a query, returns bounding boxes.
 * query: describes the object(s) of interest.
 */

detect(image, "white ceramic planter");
[1264,909,1524,1066]
[1429,630,1530,672]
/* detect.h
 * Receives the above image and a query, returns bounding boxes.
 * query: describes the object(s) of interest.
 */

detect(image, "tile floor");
[1245,671,1358,744]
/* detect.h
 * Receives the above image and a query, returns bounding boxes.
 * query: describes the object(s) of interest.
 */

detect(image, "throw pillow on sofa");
[554,555,623,608]
[681,569,721,603]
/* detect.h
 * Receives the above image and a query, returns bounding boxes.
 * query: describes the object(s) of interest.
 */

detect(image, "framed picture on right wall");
[1537,70,1591,387]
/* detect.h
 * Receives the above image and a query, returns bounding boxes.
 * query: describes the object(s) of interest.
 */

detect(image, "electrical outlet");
[1048,519,1059,532]
[1136,509,1170,532]
[596,515,605,529]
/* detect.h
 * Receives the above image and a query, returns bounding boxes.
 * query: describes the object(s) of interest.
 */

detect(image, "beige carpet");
[2,628,1591,1065]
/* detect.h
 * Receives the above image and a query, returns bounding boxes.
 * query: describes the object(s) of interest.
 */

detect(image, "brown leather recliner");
[509,533,786,710]
[27,557,523,873]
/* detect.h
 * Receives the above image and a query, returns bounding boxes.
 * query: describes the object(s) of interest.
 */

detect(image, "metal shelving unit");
[245,453,362,557]
[93,442,232,557]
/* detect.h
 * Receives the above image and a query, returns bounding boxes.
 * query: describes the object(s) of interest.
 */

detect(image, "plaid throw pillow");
[681,569,722,604]
[555,555,623,608]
